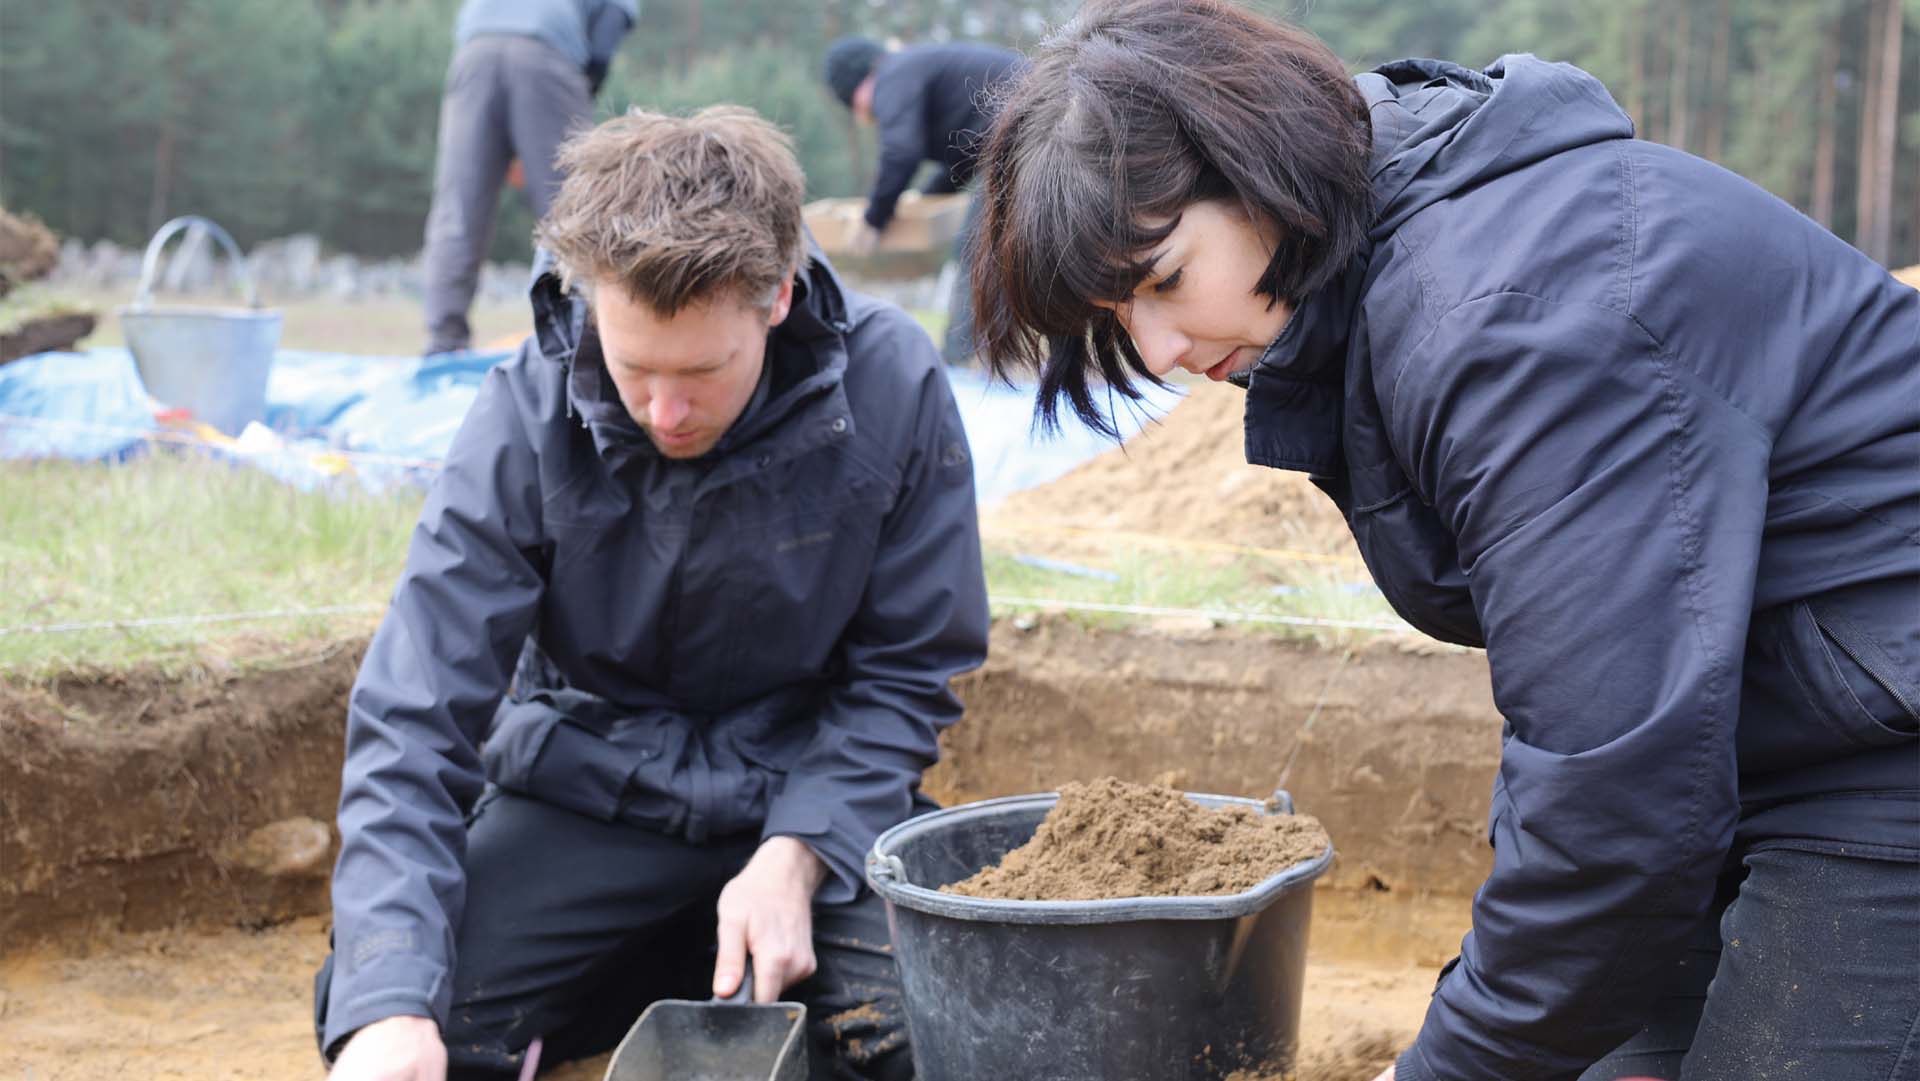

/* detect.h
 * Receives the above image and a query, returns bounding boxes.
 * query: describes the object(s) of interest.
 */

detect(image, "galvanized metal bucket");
[118,216,282,435]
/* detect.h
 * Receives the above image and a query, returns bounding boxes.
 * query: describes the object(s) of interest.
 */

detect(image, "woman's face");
[1093,200,1294,383]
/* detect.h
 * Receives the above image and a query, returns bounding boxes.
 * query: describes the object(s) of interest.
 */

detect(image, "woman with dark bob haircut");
[972,2,1919,1080]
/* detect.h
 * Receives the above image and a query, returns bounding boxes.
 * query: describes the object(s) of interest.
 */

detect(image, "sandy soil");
[0,917,1432,1081]
[946,777,1331,901]
[984,381,1357,565]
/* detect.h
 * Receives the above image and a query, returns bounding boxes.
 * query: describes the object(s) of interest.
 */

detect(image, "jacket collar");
[1240,257,1365,478]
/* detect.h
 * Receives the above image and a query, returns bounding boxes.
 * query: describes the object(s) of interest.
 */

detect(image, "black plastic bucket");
[866,790,1333,1081]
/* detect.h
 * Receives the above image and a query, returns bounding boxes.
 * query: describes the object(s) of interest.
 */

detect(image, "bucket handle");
[869,853,907,884]
[131,215,262,310]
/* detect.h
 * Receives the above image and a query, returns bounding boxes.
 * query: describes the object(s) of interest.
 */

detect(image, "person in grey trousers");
[422,0,637,356]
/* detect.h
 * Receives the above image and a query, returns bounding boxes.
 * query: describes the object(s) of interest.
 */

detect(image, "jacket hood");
[1242,55,1636,472]
[1363,55,1635,240]
[527,234,855,467]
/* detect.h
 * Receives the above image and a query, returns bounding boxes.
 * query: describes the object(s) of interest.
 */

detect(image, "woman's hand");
[1369,1066,1395,1081]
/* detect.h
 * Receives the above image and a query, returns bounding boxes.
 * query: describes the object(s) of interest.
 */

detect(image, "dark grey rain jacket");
[321,249,988,1050]
[1241,56,1918,1081]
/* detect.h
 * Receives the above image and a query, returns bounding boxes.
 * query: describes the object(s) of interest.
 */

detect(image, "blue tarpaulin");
[0,347,1180,503]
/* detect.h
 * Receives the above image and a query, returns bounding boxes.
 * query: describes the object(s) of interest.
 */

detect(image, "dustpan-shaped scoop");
[604,964,808,1081]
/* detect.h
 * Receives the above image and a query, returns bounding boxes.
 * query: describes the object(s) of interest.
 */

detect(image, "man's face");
[593,276,795,459]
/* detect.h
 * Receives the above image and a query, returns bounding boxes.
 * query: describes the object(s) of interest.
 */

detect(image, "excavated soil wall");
[0,645,360,951]
[1,620,1501,963]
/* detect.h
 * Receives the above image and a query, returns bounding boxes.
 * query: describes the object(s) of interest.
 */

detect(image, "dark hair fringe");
[969,0,1373,437]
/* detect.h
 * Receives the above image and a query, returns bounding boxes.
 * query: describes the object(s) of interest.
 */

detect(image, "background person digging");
[822,35,1023,365]
[317,106,988,1081]
[969,2,1920,1080]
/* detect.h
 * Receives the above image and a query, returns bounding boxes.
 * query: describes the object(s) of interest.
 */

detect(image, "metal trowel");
[603,962,809,1081]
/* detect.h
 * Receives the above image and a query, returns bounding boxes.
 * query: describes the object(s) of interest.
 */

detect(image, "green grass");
[982,545,1402,643]
[0,455,422,677]
[0,455,1402,678]
[0,284,95,328]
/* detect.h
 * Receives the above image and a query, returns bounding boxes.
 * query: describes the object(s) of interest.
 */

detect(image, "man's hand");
[847,223,884,257]
[327,1015,446,1081]
[713,836,828,1003]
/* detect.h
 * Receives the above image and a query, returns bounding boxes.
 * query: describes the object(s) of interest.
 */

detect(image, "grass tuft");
[1,455,420,677]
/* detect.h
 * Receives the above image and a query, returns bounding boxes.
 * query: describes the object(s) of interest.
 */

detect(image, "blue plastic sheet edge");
[0,347,1183,503]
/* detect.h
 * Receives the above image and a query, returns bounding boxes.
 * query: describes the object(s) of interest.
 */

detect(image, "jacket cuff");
[1394,1045,1441,1081]
[762,803,864,906]
[320,953,449,1057]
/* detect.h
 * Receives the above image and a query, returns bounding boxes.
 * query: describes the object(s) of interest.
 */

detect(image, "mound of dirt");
[0,208,60,293]
[988,382,1354,558]
[943,777,1330,901]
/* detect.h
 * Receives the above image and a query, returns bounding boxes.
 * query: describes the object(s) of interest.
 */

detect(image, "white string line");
[0,413,448,470]
[988,595,1410,633]
[0,597,1410,638]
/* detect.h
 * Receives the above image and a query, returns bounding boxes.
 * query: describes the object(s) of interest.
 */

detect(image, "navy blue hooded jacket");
[863,41,1025,231]
[321,248,989,1051]
[1241,56,1918,1081]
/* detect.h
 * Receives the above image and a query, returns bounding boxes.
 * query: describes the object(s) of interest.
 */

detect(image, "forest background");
[2,0,1915,268]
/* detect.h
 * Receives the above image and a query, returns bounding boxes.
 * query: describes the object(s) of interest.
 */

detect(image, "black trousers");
[1581,844,1920,1081]
[315,789,914,1080]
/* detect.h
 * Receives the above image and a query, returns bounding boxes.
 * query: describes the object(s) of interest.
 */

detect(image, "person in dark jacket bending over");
[317,105,988,1081]
[971,2,1918,1080]
[421,0,637,356]
[823,35,1024,364]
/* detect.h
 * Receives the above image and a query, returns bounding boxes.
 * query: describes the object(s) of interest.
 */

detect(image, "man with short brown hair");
[317,106,988,1081]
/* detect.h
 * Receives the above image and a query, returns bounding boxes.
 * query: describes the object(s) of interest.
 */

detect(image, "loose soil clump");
[1222,1029,1401,1081]
[0,310,97,363]
[944,777,1330,901]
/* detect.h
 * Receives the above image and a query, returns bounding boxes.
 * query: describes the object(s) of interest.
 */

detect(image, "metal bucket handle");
[131,215,262,310]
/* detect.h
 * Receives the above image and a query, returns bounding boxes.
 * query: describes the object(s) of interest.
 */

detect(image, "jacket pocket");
[1777,598,1920,749]
[483,697,653,823]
